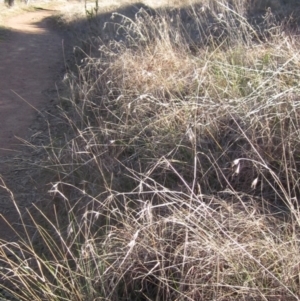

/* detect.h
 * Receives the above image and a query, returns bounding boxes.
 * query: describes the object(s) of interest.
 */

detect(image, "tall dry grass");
[1,0,300,300]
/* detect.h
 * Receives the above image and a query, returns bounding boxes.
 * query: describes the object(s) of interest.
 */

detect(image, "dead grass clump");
[1,184,300,300]
[2,0,300,300]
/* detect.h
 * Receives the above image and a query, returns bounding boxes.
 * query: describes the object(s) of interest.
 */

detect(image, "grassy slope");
[2,0,300,300]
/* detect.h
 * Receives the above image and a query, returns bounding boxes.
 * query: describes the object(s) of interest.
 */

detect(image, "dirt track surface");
[0,6,68,242]
[0,9,64,155]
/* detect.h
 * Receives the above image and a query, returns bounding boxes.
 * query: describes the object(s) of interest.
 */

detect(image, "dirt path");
[0,6,69,242]
[0,9,65,155]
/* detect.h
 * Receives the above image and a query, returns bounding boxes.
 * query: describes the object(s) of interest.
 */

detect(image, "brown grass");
[1,0,300,300]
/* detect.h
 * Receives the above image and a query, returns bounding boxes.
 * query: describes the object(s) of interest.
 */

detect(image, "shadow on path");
[0,10,68,155]
[0,8,72,242]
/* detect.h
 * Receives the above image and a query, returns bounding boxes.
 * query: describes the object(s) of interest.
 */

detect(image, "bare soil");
[0,9,64,154]
[0,4,70,242]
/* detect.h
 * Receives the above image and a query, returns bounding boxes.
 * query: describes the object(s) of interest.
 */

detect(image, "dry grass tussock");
[2,0,300,300]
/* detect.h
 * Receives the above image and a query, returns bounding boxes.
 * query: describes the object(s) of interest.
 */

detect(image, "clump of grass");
[1,0,300,300]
